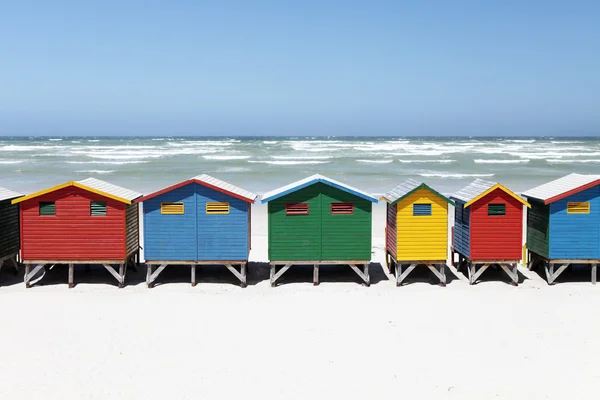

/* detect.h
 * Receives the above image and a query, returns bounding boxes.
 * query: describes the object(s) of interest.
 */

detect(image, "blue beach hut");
[136,174,258,287]
[522,173,600,284]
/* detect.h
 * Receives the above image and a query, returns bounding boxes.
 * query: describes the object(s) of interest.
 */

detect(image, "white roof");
[77,177,142,201]
[451,179,497,203]
[0,186,23,202]
[522,173,600,202]
[192,174,257,201]
[261,174,378,203]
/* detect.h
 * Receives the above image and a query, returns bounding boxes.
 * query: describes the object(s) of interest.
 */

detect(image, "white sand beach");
[1,204,600,399]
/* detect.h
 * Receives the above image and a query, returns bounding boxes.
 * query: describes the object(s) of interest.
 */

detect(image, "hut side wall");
[549,186,600,259]
[196,184,249,261]
[470,189,523,260]
[386,203,397,259]
[320,184,371,261]
[526,199,550,259]
[20,186,126,261]
[0,199,20,259]
[268,184,322,261]
[453,200,470,258]
[125,203,139,257]
[143,184,197,261]
[395,187,448,261]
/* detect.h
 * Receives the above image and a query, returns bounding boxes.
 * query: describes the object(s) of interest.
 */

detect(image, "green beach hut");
[261,174,378,286]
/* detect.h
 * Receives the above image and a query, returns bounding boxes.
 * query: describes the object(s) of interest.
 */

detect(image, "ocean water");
[0,136,599,195]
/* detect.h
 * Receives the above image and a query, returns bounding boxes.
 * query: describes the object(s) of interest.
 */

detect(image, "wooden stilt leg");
[240,263,247,288]
[363,263,370,287]
[313,264,319,286]
[25,264,31,288]
[118,264,125,288]
[270,264,276,287]
[440,264,446,287]
[68,263,74,288]
[191,264,197,287]
[592,264,597,285]
[146,264,152,288]
[395,263,401,286]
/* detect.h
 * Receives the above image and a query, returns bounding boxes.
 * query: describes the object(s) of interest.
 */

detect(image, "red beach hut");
[12,178,142,288]
[450,179,530,285]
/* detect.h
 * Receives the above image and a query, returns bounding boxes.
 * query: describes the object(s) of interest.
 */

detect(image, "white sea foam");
[397,159,455,164]
[263,141,278,144]
[270,155,333,160]
[86,153,164,160]
[0,160,24,164]
[356,159,394,164]
[546,159,600,164]
[75,170,115,174]
[509,139,536,143]
[67,160,149,165]
[49,138,63,141]
[474,159,530,164]
[419,172,495,179]
[248,160,330,165]
[202,155,251,160]
[0,145,63,151]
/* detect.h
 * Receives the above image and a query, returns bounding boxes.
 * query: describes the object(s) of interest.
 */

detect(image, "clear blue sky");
[1,1,599,136]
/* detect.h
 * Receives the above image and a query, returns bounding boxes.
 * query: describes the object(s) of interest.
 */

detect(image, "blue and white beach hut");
[136,174,258,287]
[523,173,600,284]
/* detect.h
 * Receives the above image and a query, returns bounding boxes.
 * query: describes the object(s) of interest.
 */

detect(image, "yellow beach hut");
[381,179,455,286]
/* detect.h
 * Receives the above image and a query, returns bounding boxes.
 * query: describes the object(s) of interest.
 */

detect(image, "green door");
[268,184,322,261]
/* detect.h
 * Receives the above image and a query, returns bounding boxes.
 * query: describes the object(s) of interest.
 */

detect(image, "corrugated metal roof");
[382,179,422,203]
[261,174,378,203]
[451,179,497,203]
[192,174,258,202]
[0,186,23,202]
[522,173,600,203]
[77,177,142,201]
[382,179,454,205]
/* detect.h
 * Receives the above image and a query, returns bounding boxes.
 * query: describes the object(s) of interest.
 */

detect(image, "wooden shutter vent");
[488,204,506,216]
[331,202,354,215]
[161,202,185,215]
[206,202,230,214]
[567,202,590,214]
[286,203,309,215]
[91,201,107,216]
[413,203,432,216]
[39,202,56,216]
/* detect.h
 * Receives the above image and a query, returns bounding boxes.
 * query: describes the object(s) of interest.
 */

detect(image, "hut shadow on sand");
[454,263,529,285]
[392,264,460,286]
[264,262,389,286]
[529,263,595,284]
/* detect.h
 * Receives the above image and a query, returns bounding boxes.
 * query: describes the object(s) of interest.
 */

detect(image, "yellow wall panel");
[395,188,448,261]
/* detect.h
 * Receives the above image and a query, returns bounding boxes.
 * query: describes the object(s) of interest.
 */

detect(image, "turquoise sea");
[1,136,599,195]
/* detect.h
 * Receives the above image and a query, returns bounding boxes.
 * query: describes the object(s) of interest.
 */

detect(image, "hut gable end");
[470,188,523,260]
[395,187,448,261]
[548,185,600,259]
[20,186,127,261]
[0,199,20,259]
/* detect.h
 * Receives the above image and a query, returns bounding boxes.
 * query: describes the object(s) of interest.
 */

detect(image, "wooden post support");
[592,264,597,285]
[313,264,319,286]
[24,264,30,288]
[240,263,247,288]
[545,263,569,285]
[363,263,370,287]
[118,264,125,288]
[440,264,446,286]
[270,264,276,287]
[397,264,417,286]
[146,264,153,288]
[395,263,401,286]
[68,263,74,288]
[191,264,197,287]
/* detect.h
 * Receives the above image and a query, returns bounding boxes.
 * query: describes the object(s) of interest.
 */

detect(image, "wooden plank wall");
[0,200,19,259]
[526,199,550,258]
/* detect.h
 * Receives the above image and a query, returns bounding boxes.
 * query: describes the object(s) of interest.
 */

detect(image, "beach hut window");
[413,203,432,216]
[286,203,309,215]
[488,204,506,216]
[39,202,56,216]
[331,202,354,214]
[567,202,590,214]
[206,202,230,215]
[161,202,185,215]
[90,201,107,216]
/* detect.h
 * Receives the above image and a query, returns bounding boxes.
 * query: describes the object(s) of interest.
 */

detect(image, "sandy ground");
[1,204,600,399]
